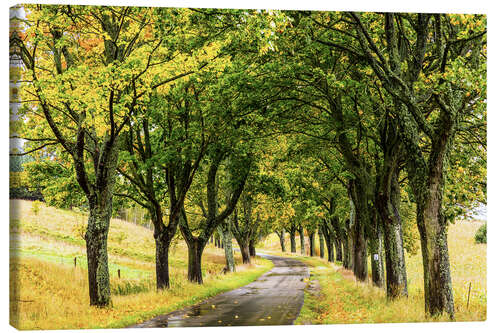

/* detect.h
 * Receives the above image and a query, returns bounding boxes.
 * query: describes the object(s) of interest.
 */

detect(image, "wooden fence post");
[467,282,472,308]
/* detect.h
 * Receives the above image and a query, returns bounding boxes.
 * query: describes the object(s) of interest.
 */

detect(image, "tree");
[114,8,234,288]
[180,145,251,283]
[11,5,159,306]
[10,5,217,305]
[346,12,486,318]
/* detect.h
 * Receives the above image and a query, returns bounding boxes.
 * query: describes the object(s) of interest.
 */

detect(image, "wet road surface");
[130,254,309,327]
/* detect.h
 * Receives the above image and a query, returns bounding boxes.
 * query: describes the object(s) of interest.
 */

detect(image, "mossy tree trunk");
[218,222,235,273]
[377,166,408,298]
[85,201,112,307]
[374,115,408,297]
[369,219,385,288]
[348,180,368,281]
[80,136,120,307]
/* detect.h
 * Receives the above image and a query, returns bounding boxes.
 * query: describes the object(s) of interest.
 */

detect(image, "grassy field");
[9,200,273,330]
[261,220,487,324]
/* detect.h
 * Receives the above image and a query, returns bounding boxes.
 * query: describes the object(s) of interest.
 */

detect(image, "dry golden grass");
[262,220,487,323]
[10,256,271,330]
[9,200,273,329]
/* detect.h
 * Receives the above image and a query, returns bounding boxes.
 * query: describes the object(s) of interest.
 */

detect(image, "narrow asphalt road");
[130,254,309,327]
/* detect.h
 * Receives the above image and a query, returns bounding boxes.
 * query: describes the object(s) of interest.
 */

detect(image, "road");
[130,254,309,327]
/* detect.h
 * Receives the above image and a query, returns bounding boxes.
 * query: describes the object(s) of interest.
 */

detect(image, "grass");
[261,220,486,324]
[9,200,273,330]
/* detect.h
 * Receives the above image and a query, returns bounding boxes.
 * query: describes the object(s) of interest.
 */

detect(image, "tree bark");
[299,226,305,255]
[249,239,256,257]
[321,223,334,262]
[349,180,368,281]
[218,222,235,273]
[319,230,325,258]
[148,203,175,290]
[334,237,343,262]
[187,238,205,284]
[83,139,119,307]
[329,215,344,262]
[279,229,286,252]
[377,169,408,298]
[341,227,351,269]
[320,217,336,262]
[290,229,297,253]
[85,204,112,307]
[154,227,172,289]
[308,230,316,257]
[370,224,385,288]
[238,242,251,264]
[416,169,454,317]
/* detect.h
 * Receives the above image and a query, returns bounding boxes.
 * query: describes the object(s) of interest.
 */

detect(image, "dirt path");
[130,254,309,327]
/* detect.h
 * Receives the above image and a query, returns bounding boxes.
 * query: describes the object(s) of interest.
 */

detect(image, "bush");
[31,200,42,215]
[474,223,487,244]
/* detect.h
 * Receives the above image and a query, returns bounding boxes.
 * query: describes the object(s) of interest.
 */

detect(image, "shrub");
[72,215,87,240]
[474,223,487,244]
[114,231,128,244]
[31,200,42,215]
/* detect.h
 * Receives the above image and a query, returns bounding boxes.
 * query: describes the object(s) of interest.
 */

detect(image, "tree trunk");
[154,228,171,289]
[308,231,316,257]
[353,224,367,280]
[290,230,296,253]
[334,237,342,262]
[319,230,325,258]
[249,239,256,257]
[85,203,112,307]
[377,169,408,298]
[299,226,305,255]
[187,238,205,284]
[417,188,454,318]
[326,238,333,262]
[279,229,286,252]
[329,216,344,262]
[321,224,334,262]
[349,180,368,281]
[370,225,385,288]
[150,204,173,290]
[239,242,251,264]
[342,229,351,269]
[218,223,235,273]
